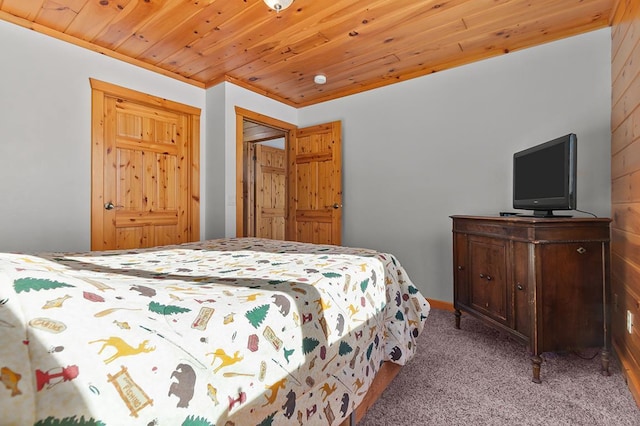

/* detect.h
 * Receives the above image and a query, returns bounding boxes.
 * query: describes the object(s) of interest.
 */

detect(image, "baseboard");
[613,340,640,408]
[427,298,454,312]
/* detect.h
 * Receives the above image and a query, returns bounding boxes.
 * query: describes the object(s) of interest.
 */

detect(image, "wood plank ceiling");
[0,0,617,107]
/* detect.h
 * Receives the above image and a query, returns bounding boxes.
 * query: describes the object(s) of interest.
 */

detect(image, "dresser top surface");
[450,215,611,224]
[451,215,611,242]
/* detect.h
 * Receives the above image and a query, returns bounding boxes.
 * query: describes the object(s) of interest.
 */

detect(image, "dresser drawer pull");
[576,247,586,254]
[517,284,524,291]
[486,275,492,281]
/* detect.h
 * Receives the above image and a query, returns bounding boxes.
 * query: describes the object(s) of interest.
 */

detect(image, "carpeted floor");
[359,308,640,426]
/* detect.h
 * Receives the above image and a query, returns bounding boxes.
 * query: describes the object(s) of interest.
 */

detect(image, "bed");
[0,237,429,425]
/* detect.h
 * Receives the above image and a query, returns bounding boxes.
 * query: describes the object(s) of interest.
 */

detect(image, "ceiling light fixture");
[263,0,293,12]
[314,74,327,85]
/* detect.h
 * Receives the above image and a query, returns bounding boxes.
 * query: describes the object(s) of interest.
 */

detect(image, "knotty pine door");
[91,79,200,250]
[254,144,286,240]
[288,121,342,245]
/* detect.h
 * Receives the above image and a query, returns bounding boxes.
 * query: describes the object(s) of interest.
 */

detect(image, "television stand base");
[518,214,573,218]
[531,209,572,218]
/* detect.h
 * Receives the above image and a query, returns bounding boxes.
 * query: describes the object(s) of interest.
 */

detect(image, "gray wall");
[205,84,227,240]
[0,20,206,252]
[298,28,612,302]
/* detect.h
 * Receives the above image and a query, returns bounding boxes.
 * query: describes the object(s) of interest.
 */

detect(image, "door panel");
[469,236,508,324]
[538,242,604,351]
[91,79,200,250]
[255,144,286,240]
[453,232,470,308]
[288,121,342,245]
[106,97,188,250]
[513,241,530,337]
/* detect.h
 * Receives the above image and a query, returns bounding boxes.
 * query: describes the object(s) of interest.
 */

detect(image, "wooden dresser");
[451,215,611,383]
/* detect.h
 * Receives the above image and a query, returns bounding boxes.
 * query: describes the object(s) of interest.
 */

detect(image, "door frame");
[90,78,201,249]
[235,106,295,238]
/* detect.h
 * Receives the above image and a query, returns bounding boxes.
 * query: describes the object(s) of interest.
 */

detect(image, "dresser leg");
[531,355,542,384]
[454,309,461,329]
[601,348,611,376]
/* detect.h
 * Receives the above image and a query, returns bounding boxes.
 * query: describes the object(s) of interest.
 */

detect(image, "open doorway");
[235,107,343,245]
[243,120,286,239]
[235,107,296,239]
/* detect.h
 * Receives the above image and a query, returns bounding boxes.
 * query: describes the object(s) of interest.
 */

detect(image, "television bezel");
[512,133,577,217]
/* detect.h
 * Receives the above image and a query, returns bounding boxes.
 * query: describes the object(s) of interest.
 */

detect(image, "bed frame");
[339,362,402,425]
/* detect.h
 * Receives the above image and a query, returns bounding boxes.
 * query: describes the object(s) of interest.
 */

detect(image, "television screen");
[513,134,576,217]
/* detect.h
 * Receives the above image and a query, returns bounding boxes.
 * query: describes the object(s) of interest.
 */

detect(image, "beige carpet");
[359,308,640,425]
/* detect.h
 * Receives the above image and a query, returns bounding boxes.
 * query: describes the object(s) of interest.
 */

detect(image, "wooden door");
[288,121,342,245]
[468,235,508,324]
[91,79,200,250]
[537,242,605,352]
[453,232,470,308]
[255,144,286,240]
[512,241,530,338]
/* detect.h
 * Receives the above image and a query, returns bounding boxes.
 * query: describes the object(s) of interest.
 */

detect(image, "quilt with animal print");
[0,237,429,426]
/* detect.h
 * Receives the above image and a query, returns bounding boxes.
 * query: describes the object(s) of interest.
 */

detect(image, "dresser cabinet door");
[468,235,508,324]
[537,242,605,352]
[453,232,470,308]
[513,241,530,338]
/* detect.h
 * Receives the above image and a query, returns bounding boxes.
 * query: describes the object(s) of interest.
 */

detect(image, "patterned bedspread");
[0,237,429,426]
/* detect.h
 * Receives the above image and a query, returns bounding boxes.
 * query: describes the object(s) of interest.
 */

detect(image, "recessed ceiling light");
[314,74,327,85]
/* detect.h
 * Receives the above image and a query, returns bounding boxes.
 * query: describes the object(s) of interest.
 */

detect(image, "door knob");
[332,203,342,209]
[104,202,115,210]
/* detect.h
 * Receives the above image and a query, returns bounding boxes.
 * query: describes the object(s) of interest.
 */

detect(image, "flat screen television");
[513,133,577,217]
